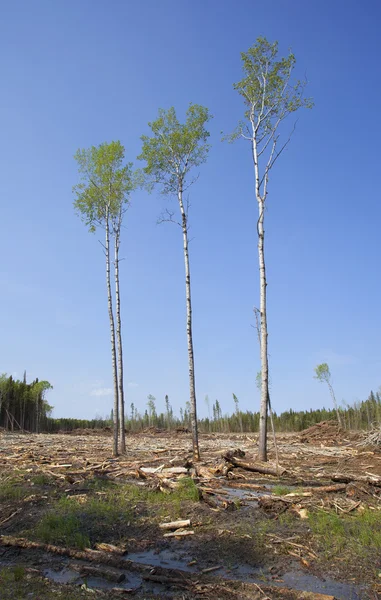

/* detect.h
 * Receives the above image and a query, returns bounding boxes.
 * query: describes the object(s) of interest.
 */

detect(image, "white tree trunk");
[328,382,342,427]
[105,211,119,457]
[252,134,270,462]
[178,187,200,461]
[114,224,126,453]
[257,199,269,461]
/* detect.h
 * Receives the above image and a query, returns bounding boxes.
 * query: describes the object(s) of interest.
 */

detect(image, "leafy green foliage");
[73,141,136,232]
[138,104,212,194]
[233,37,313,137]
[0,373,52,432]
[231,37,313,203]
[314,362,331,384]
[38,387,381,434]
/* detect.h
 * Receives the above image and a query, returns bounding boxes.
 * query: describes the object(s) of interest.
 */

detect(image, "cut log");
[143,574,189,586]
[0,536,148,573]
[95,542,127,555]
[159,519,191,530]
[139,466,188,475]
[331,472,381,487]
[284,484,347,497]
[201,565,222,574]
[163,529,194,537]
[69,562,125,583]
[228,482,266,491]
[223,455,286,476]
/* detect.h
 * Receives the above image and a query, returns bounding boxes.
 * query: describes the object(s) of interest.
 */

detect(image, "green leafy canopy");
[232,37,313,140]
[73,141,138,232]
[137,104,212,195]
[314,363,331,383]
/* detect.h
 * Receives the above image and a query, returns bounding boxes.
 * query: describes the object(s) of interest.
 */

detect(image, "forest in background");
[1,372,380,435]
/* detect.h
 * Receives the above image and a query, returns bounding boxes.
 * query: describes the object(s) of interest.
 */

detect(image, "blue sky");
[1,0,380,420]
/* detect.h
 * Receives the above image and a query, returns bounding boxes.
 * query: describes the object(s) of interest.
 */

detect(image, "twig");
[252,581,272,599]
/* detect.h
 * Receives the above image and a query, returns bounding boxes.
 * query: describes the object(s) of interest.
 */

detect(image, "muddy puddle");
[39,548,363,600]
[1,546,363,599]
[217,482,299,502]
[43,562,144,592]
[281,571,363,600]
[127,547,197,572]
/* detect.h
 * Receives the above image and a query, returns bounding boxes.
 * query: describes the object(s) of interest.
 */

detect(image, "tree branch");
[157,208,182,227]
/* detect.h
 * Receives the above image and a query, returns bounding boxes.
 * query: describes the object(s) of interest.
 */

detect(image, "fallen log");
[159,519,191,530]
[284,484,347,497]
[143,573,190,586]
[0,536,148,573]
[95,542,127,555]
[163,530,194,537]
[331,472,381,487]
[110,587,136,594]
[139,466,188,476]
[227,482,267,491]
[223,455,286,476]
[69,562,126,583]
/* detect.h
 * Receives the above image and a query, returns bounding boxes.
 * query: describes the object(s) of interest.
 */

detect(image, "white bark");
[114,219,126,453]
[105,208,119,457]
[257,198,269,461]
[252,132,270,462]
[328,381,342,427]
[178,186,200,461]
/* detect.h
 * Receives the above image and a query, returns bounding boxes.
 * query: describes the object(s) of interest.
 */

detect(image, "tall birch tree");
[138,104,212,461]
[73,141,135,456]
[314,363,342,427]
[232,38,313,461]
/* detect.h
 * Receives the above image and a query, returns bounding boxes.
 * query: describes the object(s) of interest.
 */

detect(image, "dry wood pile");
[358,425,381,447]
[299,420,345,445]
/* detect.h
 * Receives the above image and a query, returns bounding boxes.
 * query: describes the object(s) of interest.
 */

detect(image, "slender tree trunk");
[35,395,39,434]
[328,382,342,427]
[257,200,269,460]
[105,210,119,457]
[178,186,200,461]
[114,220,126,453]
[252,133,270,462]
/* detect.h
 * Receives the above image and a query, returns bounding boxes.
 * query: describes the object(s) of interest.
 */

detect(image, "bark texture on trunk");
[105,211,119,457]
[328,382,342,427]
[252,134,270,462]
[114,222,126,453]
[257,199,269,461]
[178,187,200,461]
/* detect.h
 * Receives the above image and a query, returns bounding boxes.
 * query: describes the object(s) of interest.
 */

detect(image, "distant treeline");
[1,375,379,434]
[43,390,381,434]
[0,373,52,432]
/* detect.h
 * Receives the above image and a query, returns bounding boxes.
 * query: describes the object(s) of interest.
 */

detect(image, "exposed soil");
[0,428,380,599]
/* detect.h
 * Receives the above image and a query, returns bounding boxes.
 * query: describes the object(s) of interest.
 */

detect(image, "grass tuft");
[28,477,199,548]
[309,508,381,562]
[31,474,53,486]
[0,482,28,502]
[272,485,292,496]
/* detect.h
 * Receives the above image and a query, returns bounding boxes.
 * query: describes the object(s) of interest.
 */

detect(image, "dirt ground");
[0,425,380,599]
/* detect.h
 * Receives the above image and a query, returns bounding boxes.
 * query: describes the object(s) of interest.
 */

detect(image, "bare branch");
[260,137,278,193]
[98,239,107,255]
[157,208,182,227]
[183,172,199,192]
[264,120,298,184]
